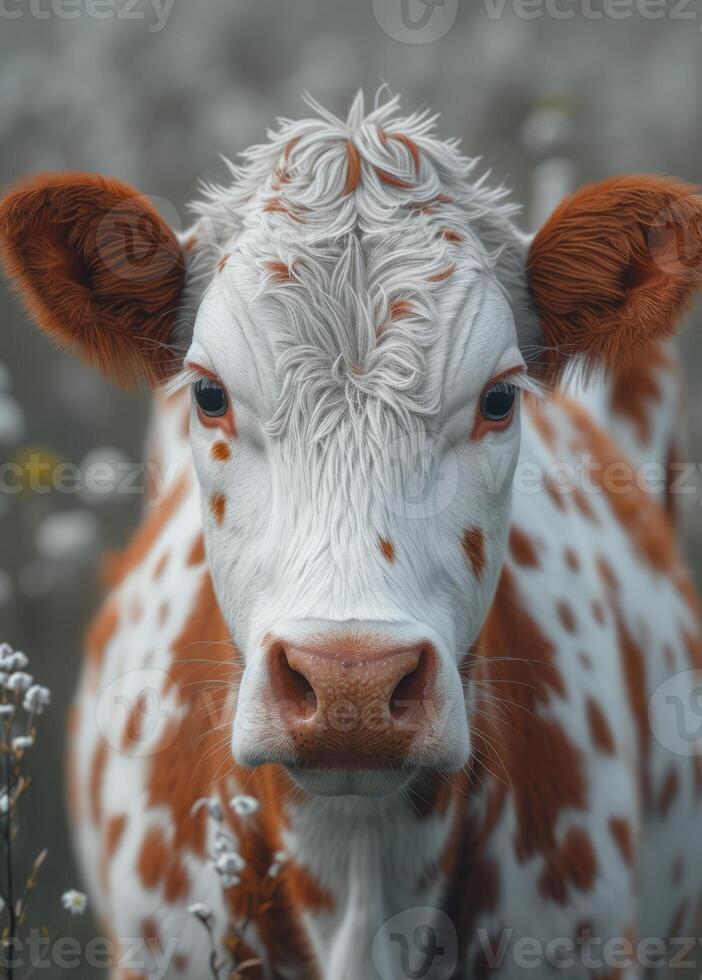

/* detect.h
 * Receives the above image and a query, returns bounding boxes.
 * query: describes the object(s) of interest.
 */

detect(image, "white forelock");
[182,91,538,444]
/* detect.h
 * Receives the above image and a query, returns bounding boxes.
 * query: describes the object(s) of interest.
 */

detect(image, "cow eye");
[193,377,228,417]
[480,380,516,422]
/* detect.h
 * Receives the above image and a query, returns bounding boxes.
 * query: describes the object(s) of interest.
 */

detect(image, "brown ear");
[527,175,702,380]
[0,172,186,387]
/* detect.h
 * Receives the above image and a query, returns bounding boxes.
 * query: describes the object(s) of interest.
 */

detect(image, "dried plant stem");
[4,750,15,980]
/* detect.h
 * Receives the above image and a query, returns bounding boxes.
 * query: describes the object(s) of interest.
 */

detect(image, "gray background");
[1,0,702,972]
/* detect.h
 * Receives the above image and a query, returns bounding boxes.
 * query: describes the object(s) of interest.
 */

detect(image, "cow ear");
[526,175,702,381]
[0,172,186,388]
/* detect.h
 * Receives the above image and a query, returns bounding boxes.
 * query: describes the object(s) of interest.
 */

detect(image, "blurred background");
[1,0,702,970]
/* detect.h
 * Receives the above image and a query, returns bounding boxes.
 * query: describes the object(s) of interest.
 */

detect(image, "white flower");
[191,796,223,822]
[61,890,87,916]
[219,872,241,889]
[268,851,288,878]
[6,672,33,692]
[0,704,14,716]
[0,794,9,814]
[23,685,51,715]
[12,736,33,752]
[188,902,213,923]
[214,851,245,875]
[6,652,28,672]
[229,794,260,817]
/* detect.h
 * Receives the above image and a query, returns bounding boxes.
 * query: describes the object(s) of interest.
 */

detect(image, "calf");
[2,93,702,979]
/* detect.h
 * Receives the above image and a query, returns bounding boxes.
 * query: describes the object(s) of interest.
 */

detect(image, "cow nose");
[266,630,437,766]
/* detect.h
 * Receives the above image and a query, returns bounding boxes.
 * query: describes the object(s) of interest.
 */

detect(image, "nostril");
[271,645,317,721]
[389,648,433,722]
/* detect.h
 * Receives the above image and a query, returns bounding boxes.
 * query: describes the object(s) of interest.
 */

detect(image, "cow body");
[68,372,702,979]
[3,93,702,980]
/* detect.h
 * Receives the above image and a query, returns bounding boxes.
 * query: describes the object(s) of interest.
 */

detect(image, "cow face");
[185,236,527,795]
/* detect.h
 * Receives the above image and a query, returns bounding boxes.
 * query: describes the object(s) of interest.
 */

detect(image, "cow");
[1,92,702,979]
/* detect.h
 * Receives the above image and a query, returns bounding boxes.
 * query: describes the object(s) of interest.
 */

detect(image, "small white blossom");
[229,794,260,817]
[61,890,87,916]
[23,685,51,715]
[188,902,213,923]
[6,652,28,672]
[215,851,245,875]
[0,794,9,815]
[212,832,236,857]
[0,704,14,716]
[6,672,33,692]
[12,736,33,752]
[268,851,288,878]
[191,796,223,822]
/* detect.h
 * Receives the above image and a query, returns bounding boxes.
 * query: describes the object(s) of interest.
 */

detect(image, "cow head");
[2,94,701,796]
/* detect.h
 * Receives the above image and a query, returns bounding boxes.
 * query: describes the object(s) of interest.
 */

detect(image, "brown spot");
[138,826,169,889]
[389,298,414,320]
[375,167,414,189]
[158,600,169,625]
[538,827,598,903]
[209,492,226,525]
[122,693,151,751]
[572,487,598,522]
[462,527,486,578]
[211,440,232,463]
[658,767,680,816]
[427,264,456,283]
[597,556,620,594]
[610,343,669,445]
[509,526,539,567]
[609,816,634,865]
[616,607,650,799]
[564,547,580,572]
[187,535,205,566]
[591,600,605,625]
[153,551,168,580]
[474,568,584,866]
[557,601,577,633]
[136,826,190,903]
[669,898,689,938]
[379,537,395,563]
[561,398,677,572]
[664,644,676,668]
[173,955,189,973]
[216,253,230,272]
[141,917,160,946]
[382,131,421,172]
[263,197,304,222]
[527,399,557,451]
[579,652,593,671]
[90,738,108,827]
[440,228,463,243]
[544,472,566,510]
[344,141,361,194]
[265,259,293,283]
[586,699,616,754]
[101,813,128,893]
